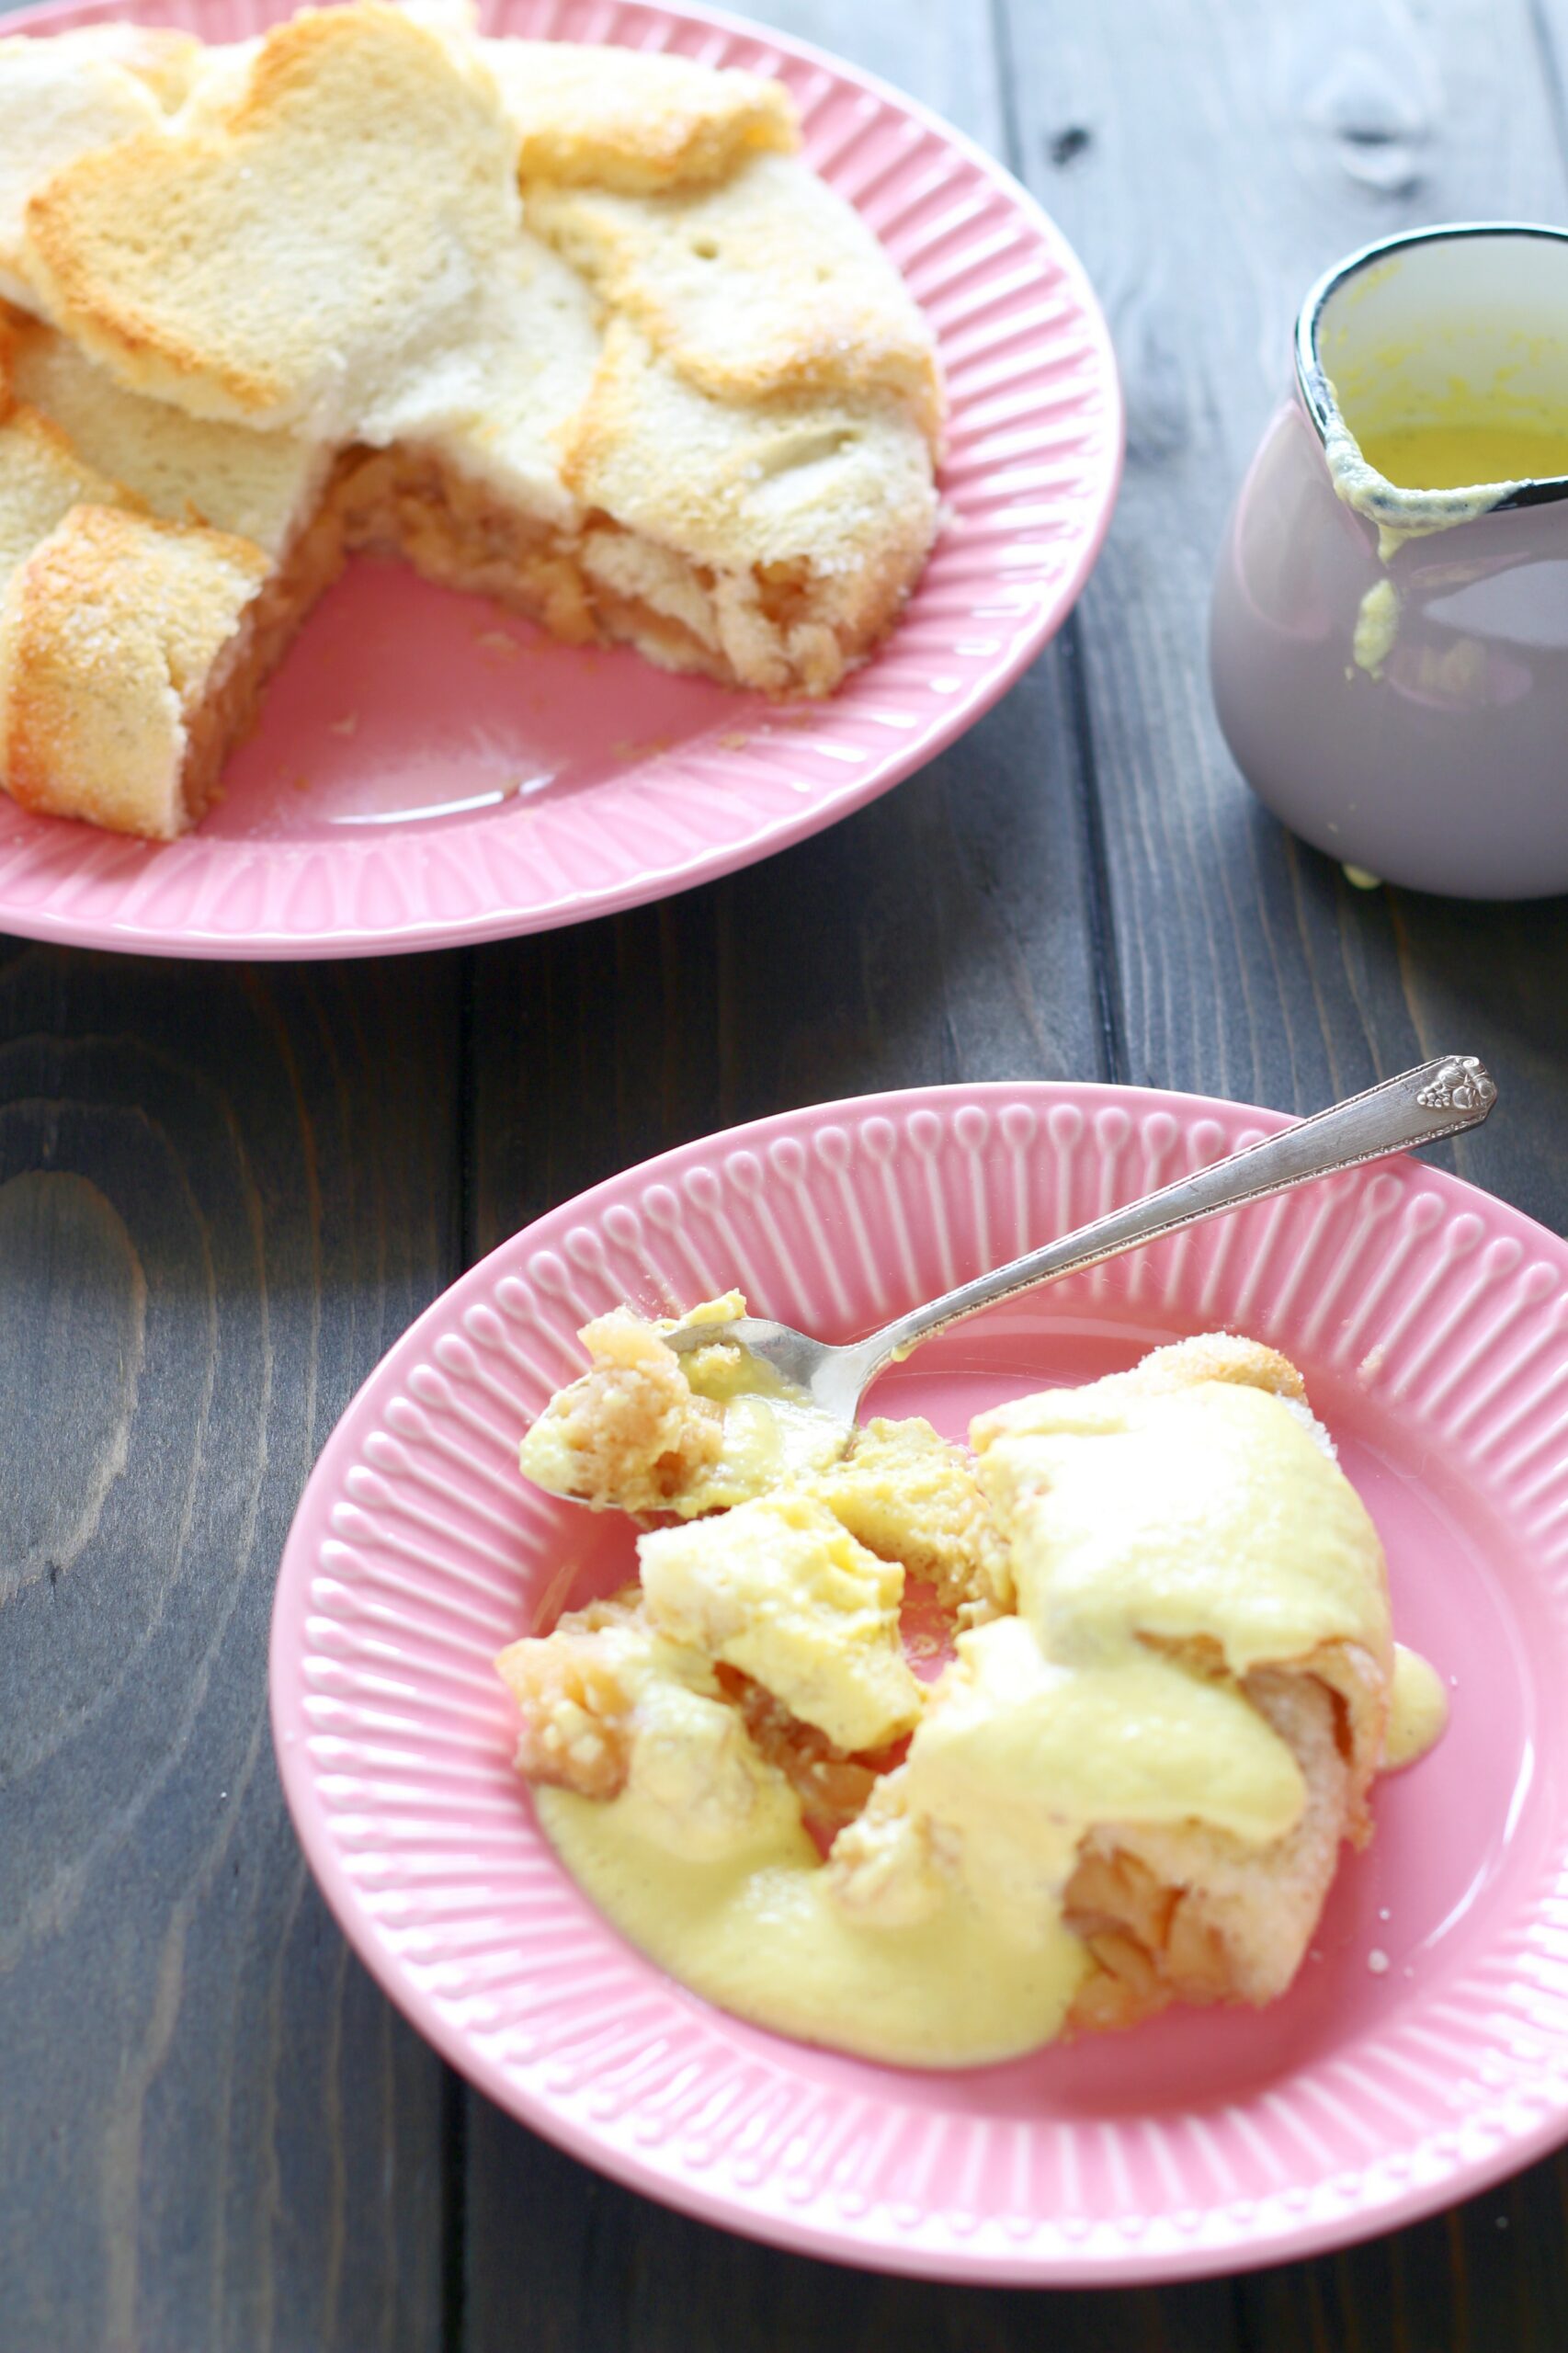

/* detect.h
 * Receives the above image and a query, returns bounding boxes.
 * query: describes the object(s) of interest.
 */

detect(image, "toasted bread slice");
[1,306,328,558]
[168,0,479,128]
[0,310,347,839]
[24,3,524,437]
[563,322,937,694]
[0,504,270,837]
[528,153,941,445]
[0,36,173,309]
[0,400,131,579]
[484,39,796,193]
[352,233,599,528]
[142,17,601,524]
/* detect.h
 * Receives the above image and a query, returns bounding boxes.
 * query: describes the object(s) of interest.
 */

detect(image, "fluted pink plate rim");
[270,1079,1568,2282]
[0,0,1121,961]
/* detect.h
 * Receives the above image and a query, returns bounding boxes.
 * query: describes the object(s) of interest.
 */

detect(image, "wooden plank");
[0,940,461,2353]
[460,0,1139,2339]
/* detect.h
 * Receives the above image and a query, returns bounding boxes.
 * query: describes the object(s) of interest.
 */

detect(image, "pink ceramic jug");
[1210,223,1568,900]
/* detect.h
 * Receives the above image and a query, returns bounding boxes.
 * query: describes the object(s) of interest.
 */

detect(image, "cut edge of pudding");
[1062,1641,1385,2030]
[0,430,932,839]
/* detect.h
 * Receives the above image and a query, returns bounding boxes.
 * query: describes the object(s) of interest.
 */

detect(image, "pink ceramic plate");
[271,1081,1568,2283]
[0,0,1120,961]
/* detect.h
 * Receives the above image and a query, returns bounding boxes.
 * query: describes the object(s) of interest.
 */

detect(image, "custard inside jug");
[1360,417,1568,491]
[1308,229,1568,537]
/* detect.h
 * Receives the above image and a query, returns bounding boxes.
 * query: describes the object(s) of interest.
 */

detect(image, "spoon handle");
[849,1055,1497,1381]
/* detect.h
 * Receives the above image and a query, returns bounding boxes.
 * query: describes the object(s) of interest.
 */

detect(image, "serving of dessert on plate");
[269,1075,1568,2274]
[502,1298,1448,2068]
[0,0,943,838]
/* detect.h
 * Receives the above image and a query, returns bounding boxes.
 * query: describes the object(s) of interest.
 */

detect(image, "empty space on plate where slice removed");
[208,562,776,837]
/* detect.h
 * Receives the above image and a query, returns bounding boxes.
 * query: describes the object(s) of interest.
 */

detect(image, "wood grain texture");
[1238,2150,1568,2353]
[0,941,460,2353]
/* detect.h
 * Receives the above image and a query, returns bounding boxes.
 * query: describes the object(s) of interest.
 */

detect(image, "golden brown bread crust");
[561,322,937,695]
[0,504,270,836]
[0,398,348,838]
[527,156,943,445]
[0,29,185,306]
[483,40,799,193]
[2,297,330,560]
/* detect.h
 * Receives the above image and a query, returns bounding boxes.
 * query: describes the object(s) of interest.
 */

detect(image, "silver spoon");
[664,1054,1497,1426]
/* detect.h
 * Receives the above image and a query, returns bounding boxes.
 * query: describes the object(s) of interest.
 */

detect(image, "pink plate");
[0,0,1120,961]
[271,1081,1568,2282]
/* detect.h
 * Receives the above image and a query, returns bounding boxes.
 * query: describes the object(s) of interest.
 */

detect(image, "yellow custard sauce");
[537,1778,1086,2068]
[971,1376,1393,1672]
[1324,387,1568,573]
[1357,417,1568,490]
[1385,1642,1449,1770]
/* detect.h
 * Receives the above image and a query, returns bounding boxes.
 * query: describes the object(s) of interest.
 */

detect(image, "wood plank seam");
[1058,616,1131,1085]
[987,0,1127,1092]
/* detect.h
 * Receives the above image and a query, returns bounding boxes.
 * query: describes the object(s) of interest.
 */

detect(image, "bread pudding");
[503,1307,1447,2068]
[0,1,942,838]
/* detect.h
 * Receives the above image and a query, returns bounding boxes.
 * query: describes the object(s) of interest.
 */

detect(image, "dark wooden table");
[6,0,1568,2346]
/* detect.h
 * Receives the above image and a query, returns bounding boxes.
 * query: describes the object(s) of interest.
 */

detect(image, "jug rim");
[1295,221,1568,511]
